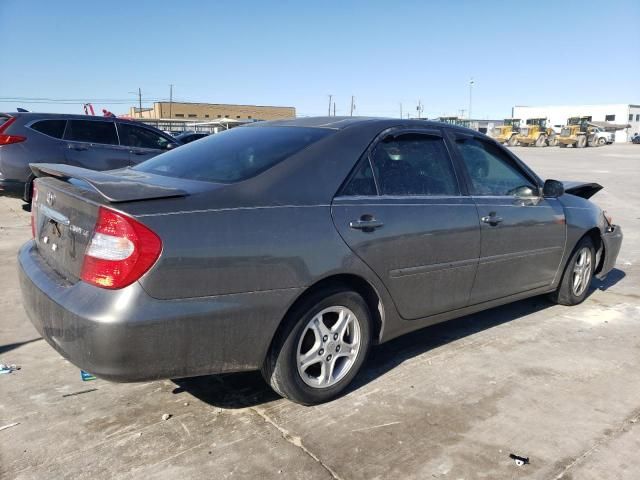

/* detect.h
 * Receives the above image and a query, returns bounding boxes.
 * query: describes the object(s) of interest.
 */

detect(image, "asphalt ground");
[1,143,639,479]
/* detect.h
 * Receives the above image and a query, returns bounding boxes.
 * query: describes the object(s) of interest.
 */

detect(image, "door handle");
[481,212,503,226]
[349,216,383,231]
[131,150,148,155]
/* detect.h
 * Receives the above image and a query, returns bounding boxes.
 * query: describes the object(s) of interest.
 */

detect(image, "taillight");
[0,117,26,145]
[81,207,162,289]
[31,183,38,238]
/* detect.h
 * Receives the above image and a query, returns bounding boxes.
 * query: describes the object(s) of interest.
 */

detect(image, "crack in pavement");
[251,406,343,480]
[551,407,640,479]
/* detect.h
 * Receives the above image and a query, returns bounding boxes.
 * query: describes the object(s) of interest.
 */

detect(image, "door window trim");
[335,126,466,200]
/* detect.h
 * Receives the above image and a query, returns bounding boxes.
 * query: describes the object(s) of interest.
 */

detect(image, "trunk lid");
[30,164,192,283]
[32,177,101,282]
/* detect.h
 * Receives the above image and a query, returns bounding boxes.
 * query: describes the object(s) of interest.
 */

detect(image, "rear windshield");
[133,126,332,183]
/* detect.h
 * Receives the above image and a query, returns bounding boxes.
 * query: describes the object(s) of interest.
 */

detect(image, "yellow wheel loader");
[515,118,557,147]
[490,118,521,146]
[557,117,595,148]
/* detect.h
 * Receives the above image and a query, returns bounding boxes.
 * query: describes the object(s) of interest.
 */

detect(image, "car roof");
[1,112,151,125]
[249,116,479,135]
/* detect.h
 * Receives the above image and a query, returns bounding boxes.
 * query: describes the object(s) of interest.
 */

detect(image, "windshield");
[133,126,332,183]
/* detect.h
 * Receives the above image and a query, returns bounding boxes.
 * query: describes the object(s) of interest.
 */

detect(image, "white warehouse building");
[513,104,640,142]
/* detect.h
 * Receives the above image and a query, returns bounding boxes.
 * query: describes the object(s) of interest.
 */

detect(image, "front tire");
[550,236,595,306]
[597,137,607,146]
[576,135,587,148]
[535,134,547,147]
[507,135,518,147]
[262,289,372,405]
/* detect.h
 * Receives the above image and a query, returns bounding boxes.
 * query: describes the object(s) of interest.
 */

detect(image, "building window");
[248,115,252,119]
[636,114,640,121]
[188,114,197,118]
[236,115,241,119]
[175,114,184,118]
[205,114,210,118]
[605,114,615,121]
[630,114,634,121]
[217,115,222,118]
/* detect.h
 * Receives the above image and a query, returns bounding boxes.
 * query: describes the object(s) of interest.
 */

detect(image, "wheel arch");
[263,274,385,367]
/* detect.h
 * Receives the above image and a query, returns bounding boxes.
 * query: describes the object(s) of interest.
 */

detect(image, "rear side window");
[370,133,459,196]
[133,126,332,183]
[31,119,67,139]
[64,120,118,145]
[118,123,171,150]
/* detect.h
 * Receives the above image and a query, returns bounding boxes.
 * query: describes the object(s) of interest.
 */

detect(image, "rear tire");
[535,134,547,147]
[507,135,518,147]
[559,143,567,148]
[262,289,372,405]
[547,135,558,147]
[549,236,595,306]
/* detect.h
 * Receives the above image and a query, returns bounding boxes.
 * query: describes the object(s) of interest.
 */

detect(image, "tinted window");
[340,159,377,196]
[133,126,332,183]
[118,123,171,150]
[370,134,459,196]
[64,120,118,145]
[31,119,66,139]
[455,137,535,196]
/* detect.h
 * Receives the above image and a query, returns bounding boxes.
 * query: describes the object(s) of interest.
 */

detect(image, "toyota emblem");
[46,191,55,206]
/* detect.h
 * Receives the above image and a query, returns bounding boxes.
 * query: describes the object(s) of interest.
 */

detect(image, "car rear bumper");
[596,225,623,279]
[18,241,300,382]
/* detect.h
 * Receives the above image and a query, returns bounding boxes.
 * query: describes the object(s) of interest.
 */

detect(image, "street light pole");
[468,78,474,120]
[169,84,173,119]
[328,95,333,116]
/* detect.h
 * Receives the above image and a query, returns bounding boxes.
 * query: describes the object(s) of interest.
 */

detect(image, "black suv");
[0,113,180,201]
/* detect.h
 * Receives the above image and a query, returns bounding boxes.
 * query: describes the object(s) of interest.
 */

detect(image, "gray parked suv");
[0,112,179,202]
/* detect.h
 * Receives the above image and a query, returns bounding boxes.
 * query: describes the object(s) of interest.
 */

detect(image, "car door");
[116,122,173,165]
[449,133,566,304]
[331,128,481,320]
[63,119,130,170]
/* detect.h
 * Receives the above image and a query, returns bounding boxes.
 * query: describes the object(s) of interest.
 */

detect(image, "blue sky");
[1,0,638,119]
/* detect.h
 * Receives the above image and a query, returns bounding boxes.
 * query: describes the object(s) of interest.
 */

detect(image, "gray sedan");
[18,117,622,404]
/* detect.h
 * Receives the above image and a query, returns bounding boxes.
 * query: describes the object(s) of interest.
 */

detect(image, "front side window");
[133,126,332,183]
[64,120,118,145]
[455,137,536,196]
[118,123,171,150]
[31,119,67,139]
[370,133,459,196]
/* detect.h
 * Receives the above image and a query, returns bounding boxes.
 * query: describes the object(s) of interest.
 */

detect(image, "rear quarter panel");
[137,205,388,300]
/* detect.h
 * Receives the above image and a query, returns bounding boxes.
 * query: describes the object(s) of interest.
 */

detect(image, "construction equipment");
[490,118,521,146]
[515,118,557,147]
[557,116,597,148]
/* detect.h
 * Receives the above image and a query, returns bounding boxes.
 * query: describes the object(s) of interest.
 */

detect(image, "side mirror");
[543,179,564,198]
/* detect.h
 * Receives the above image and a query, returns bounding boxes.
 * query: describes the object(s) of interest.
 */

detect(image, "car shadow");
[173,294,556,409]
[591,267,625,292]
[0,337,43,355]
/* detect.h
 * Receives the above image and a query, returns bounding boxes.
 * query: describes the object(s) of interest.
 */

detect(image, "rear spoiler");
[30,163,188,203]
[562,181,603,199]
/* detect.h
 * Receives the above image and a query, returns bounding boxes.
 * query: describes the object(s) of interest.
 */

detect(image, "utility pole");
[137,87,143,118]
[333,102,336,117]
[468,78,474,120]
[328,95,333,116]
[400,102,402,119]
[169,84,173,119]
[350,96,355,116]
[416,100,423,119]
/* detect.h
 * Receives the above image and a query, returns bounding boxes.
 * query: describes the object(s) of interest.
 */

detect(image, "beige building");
[128,102,296,121]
